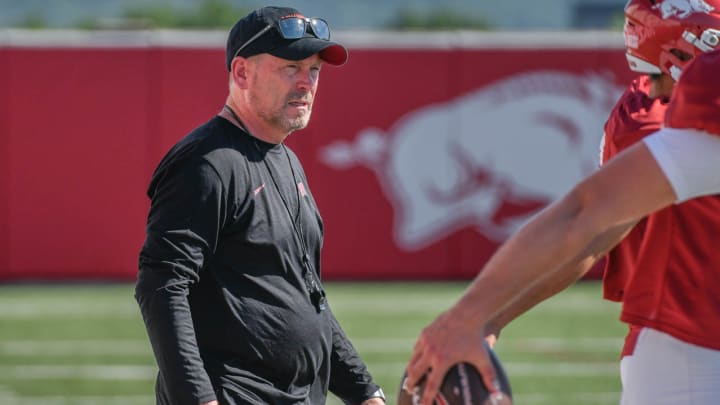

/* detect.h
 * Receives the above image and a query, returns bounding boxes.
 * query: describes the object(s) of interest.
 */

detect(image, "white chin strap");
[626,53,682,81]
[625,53,662,74]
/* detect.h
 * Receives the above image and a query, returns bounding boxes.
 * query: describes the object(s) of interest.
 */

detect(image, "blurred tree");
[77,0,249,29]
[18,11,49,29]
[388,7,492,30]
[175,0,248,28]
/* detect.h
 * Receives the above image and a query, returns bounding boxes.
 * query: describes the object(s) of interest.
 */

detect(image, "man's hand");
[361,398,385,405]
[404,308,502,405]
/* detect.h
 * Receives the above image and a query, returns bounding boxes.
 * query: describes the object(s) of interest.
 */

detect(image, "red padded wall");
[0,40,633,281]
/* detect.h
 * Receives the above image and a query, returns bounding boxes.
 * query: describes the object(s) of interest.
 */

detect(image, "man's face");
[245,53,323,133]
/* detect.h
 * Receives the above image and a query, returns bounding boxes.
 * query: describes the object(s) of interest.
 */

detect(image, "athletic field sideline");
[0,281,625,405]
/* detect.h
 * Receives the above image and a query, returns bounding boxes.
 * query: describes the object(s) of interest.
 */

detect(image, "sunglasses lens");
[309,19,330,40]
[278,17,306,39]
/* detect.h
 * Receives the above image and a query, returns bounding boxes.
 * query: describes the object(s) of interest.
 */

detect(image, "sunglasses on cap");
[233,16,331,60]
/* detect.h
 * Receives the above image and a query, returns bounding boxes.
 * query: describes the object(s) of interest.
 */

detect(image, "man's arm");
[326,309,385,404]
[406,141,677,405]
[135,158,226,405]
[484,220,636,342]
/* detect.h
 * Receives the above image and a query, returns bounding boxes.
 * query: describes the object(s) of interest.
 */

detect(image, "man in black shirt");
[135,6,385,405]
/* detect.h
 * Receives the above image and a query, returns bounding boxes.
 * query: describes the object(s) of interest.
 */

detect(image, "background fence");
[0,30,633,281]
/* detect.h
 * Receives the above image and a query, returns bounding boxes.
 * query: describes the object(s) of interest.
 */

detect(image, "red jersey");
[600,76,667,302]
[665,48,720,136]
[605,59,720,351]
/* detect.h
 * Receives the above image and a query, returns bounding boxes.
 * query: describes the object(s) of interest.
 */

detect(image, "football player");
[405,2,720,404]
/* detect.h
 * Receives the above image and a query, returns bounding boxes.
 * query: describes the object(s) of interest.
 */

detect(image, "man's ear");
[230,57,250,89]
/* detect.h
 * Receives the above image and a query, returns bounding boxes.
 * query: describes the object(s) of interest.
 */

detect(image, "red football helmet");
[623,0,720,80]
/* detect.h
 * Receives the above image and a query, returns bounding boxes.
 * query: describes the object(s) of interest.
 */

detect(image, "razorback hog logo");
[654,0,715,19]
[320,71,621,250]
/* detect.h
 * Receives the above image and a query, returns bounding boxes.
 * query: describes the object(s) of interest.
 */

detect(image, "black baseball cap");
[225,6,348,71]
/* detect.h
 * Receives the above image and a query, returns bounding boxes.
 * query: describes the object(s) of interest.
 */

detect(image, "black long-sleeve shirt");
[135,117,379,405]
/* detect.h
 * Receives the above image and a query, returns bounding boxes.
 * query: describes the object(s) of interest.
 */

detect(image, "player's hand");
[200,401,219,405]
[361,397,386,405]
[404,308,502,405]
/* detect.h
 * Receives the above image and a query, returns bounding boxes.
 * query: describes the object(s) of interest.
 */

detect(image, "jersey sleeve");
[644,128,720,202]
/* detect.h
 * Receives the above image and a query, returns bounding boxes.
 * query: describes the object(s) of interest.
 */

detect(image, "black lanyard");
[223,105,327,311]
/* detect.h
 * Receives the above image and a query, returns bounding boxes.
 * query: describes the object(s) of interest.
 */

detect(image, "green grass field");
[0,281,625,405]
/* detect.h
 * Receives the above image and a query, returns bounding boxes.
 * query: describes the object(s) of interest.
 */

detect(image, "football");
[397,346,512,405]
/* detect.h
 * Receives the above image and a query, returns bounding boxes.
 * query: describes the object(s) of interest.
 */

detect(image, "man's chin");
[286,116,311,131]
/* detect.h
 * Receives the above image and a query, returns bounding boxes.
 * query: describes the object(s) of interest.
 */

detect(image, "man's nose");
[296,70,317,91]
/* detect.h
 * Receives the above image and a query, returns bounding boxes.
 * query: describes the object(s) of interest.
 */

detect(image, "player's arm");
[483,257,591,346]
[406,140,678,405]
[485,220,636,343]
[408,127,720,404]
[459,136,679,316]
